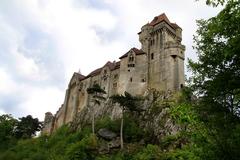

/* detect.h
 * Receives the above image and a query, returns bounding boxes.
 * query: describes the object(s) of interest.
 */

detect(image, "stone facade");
[42,13,185,135]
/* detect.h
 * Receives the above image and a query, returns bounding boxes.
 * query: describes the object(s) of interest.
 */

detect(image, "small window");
[150,39,155,46]
[141,79,146,82]
[180,84,184,89]
[128,69,130,72]
[151,53,154,60]
[130,77,132,82]
[128,64,135,67]
[129,55,134,62]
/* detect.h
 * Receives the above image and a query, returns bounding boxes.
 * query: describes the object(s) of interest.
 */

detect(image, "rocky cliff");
[70,89,181,145]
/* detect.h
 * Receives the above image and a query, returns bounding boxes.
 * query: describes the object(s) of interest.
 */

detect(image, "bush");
[133,144,161,160]
[66,134,97,160]
[123,115,144,142]
[95,116,120,133]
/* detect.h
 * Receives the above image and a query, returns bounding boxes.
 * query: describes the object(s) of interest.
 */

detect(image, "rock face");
[98,128,117,140]
[70,98,122,131]
[70,89,180,143]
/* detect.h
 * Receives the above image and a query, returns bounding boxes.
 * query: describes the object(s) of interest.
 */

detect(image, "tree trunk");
[120,110,124,149]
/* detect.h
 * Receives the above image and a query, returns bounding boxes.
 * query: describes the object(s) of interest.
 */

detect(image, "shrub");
[133,144,161,160]
[66,134,97,160]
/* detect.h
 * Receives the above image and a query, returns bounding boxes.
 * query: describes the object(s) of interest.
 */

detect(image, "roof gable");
[119,47,145,59]
[86,61,120,78]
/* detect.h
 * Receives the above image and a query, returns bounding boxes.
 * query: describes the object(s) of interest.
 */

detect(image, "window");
[128,64,135,67]
[141,78,146,82]
[104,69,107,74]
[180,84,184,89]
[129,55,134,62]
[151,53,154,60]
[130,77,132,82]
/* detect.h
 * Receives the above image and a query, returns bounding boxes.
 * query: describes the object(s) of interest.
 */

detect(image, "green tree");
[0,114,17,150]
[14,115,42,139]
[189,0,240,159]
[110,92,141,149]
[190,0,240,115]
[87,84,106,134]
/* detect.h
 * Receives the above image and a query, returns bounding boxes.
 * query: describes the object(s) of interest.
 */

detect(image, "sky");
[0,0,222,121]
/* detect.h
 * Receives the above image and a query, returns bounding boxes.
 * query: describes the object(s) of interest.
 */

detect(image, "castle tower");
[138,13,185,91]
[42,112,54,135]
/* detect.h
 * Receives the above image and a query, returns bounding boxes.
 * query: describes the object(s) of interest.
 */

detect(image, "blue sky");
[0,0,221,120]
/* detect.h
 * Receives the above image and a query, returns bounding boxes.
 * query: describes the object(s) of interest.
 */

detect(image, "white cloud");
[0,68,17,94]
[17,86,64,120]
[0,109,6,115]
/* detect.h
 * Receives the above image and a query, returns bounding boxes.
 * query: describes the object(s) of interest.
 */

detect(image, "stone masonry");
[41,13,185,135]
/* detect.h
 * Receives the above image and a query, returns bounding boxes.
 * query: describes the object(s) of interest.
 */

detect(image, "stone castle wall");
[42,13,185,135]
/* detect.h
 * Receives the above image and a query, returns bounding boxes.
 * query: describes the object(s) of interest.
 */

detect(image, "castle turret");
[138,24,152,53]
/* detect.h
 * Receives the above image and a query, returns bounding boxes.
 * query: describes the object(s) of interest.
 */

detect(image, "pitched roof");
[87,68,102,77]
[149,13,171,26]
[119,47,146,59]
[147,13,181,30]
[73,72,85,80]
[171,23,181,30]
[86,61,120,78]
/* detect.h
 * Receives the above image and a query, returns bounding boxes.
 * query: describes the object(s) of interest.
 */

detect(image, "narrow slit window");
[151,53,154,60]
[130,77,132,82]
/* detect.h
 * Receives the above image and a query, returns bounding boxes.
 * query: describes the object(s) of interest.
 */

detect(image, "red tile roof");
[149,13,171,26]
[139,13,180,31]
[119,47,146,59]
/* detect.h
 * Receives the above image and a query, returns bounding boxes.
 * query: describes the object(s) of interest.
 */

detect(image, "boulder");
[97,128,117,140]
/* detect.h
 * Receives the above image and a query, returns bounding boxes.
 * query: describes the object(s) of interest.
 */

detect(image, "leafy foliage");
[0,114,17,150]
[14,115,43,139]
[87,83,106,105]
[111,91,142,112]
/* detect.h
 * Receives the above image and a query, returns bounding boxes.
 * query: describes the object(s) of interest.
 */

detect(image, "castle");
[42,13,185,135]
